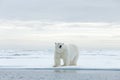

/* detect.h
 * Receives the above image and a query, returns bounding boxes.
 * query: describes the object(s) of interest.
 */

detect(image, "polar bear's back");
[68,44,78,52]
[67,44,79,59]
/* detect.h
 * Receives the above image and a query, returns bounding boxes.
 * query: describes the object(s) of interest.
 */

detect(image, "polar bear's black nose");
[59,45,62,48]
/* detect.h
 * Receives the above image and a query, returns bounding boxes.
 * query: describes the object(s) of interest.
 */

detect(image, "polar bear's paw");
[53,65,60,67]
[61,64,65,66]
[53,65,57,67]
[70,64,77,66]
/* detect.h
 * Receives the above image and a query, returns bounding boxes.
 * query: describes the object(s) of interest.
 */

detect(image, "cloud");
[0,20,120,49]
[0,20,120,37]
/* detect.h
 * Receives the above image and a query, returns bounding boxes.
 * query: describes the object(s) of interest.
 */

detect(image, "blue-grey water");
[0,69,120,80]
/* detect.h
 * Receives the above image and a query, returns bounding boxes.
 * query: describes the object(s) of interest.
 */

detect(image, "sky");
[0,0,120,22]
[0,0,120,49]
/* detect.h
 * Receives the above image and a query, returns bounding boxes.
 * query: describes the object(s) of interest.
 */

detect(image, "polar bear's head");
[55,42,65,53]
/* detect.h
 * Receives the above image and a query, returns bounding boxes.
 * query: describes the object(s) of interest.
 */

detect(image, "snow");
[0,49,120,69]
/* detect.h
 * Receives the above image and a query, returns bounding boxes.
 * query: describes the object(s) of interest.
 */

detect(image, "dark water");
[0,69,120,80]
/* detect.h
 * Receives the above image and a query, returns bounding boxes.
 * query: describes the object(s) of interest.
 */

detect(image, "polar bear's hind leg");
[70,55,79,66]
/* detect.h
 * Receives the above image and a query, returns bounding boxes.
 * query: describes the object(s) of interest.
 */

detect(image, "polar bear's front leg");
[63,56,70,66]
[54,58,60,67]
[53,54,61,67]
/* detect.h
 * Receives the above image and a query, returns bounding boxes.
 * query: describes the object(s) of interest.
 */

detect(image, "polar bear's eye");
[59,45,62,48]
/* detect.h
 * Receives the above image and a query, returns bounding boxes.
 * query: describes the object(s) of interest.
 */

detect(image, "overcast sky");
[0,0,120,49]
[0,0,120,22]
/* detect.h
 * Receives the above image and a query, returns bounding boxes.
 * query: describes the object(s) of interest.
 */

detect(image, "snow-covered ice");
[0,49,120,69]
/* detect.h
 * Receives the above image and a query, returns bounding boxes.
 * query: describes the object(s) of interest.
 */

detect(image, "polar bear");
[53,42,79,67]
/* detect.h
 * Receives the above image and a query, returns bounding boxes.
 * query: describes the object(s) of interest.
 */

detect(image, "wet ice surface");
[0,69,120,80]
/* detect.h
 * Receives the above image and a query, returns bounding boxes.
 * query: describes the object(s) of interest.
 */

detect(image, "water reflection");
[54,70,77,73]
[0,70,120,80]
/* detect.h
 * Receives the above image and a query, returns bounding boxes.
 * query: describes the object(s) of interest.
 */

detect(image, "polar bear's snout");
[55,43,64,53]
[59,45,62,48]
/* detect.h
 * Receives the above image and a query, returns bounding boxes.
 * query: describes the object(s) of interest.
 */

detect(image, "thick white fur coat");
[54,43,79,67]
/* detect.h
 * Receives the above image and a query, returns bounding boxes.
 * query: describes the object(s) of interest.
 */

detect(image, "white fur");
[53,43,79,67]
